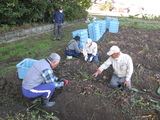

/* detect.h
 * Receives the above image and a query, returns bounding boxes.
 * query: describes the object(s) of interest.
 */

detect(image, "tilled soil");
[0,26,160,120]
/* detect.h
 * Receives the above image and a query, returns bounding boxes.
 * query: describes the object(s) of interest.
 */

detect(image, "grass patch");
[0,22,88,62]
[0,22,88,79]
[119,18,160,30]
[89,15,160,30]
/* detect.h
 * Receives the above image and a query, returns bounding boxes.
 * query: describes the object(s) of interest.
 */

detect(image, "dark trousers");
[85,53,99,63]
[65,50,79,57]
[54,23,62,39]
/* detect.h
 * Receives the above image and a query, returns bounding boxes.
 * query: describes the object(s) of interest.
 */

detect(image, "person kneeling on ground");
[66,36,82,58]
[83,38,99,63]
[22,53,69,107]
[92,45,133,91]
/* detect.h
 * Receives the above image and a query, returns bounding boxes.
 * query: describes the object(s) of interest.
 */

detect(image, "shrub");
[0,0,91,27]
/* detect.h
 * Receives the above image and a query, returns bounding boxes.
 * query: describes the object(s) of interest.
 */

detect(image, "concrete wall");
[0,24,54,44]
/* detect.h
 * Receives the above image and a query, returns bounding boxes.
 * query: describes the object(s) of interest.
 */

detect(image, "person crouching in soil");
[22,53,69,107]
[92,45,133,91]
[65,36,82,58]
[83,38,99,63]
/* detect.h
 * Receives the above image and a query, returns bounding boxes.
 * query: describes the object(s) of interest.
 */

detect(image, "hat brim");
[86,42,92,47]
[107,51,114,56]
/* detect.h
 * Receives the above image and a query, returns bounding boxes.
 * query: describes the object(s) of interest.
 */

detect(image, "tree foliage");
[0,0,91,26]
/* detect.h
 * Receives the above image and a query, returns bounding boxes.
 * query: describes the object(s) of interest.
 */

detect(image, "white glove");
[89,56,93,62]
[84,56,88,61]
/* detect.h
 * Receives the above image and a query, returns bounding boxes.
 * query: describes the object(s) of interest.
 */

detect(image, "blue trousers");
[65,50,79,57]
[22,83,55,98]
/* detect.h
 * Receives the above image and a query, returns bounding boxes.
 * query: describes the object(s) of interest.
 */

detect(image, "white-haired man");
[22,53,69,107]
[83,38,99,63]
[92,46,133,91]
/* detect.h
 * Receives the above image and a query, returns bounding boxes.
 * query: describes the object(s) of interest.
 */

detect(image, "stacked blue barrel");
[88,22,101,42]
[72,29,88,49]
[106,17,119,33]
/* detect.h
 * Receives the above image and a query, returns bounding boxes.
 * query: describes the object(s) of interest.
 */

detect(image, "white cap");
[85,38,92,47]
[107,46,120,56]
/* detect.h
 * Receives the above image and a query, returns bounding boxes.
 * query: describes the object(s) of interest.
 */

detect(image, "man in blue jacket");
[52,7,65,40]
[22,53,69,107]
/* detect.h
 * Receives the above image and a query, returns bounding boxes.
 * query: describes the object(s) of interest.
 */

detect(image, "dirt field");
[0,23,160,120]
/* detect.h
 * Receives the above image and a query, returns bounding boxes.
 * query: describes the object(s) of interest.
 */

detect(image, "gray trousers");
[109,74,131,88]
[54,23,63,39]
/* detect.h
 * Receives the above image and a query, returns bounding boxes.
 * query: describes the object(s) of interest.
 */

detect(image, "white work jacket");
[83,42,97,57]
[98,52,133,81]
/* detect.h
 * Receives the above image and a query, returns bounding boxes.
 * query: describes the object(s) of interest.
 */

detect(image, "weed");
[119,17,160,30]
[79,71,90,80]
[133,71,140,83]
[130,21,139,28]
[138,44,149,54]
[130,96,144,109]
[0,66,16,78]
[133,78,140,83]
[74,73,80,78]
[3,109,58,120]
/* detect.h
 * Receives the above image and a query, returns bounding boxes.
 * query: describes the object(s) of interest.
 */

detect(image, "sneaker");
[66,56,73,59]
[58,37,61,40]
[120,86,130,92]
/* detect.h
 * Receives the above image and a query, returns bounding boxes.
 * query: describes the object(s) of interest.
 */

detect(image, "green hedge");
[0,0,91,26]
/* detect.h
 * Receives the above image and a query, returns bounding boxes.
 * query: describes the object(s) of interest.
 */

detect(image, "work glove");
[57,78,69,85]
[89,56,93,62]
[63,80,69,85]
[84,55,88,61]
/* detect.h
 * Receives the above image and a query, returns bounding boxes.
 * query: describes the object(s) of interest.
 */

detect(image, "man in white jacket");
[92,45,133,91]
[83,38,99,63]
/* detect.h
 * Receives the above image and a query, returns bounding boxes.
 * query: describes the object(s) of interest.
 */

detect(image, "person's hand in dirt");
[124,80,130,88]
[80,49,83,54]
[63,80,69,85]
[55,78,69,90]
[57,78,69,85]
[92,69,101,77]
